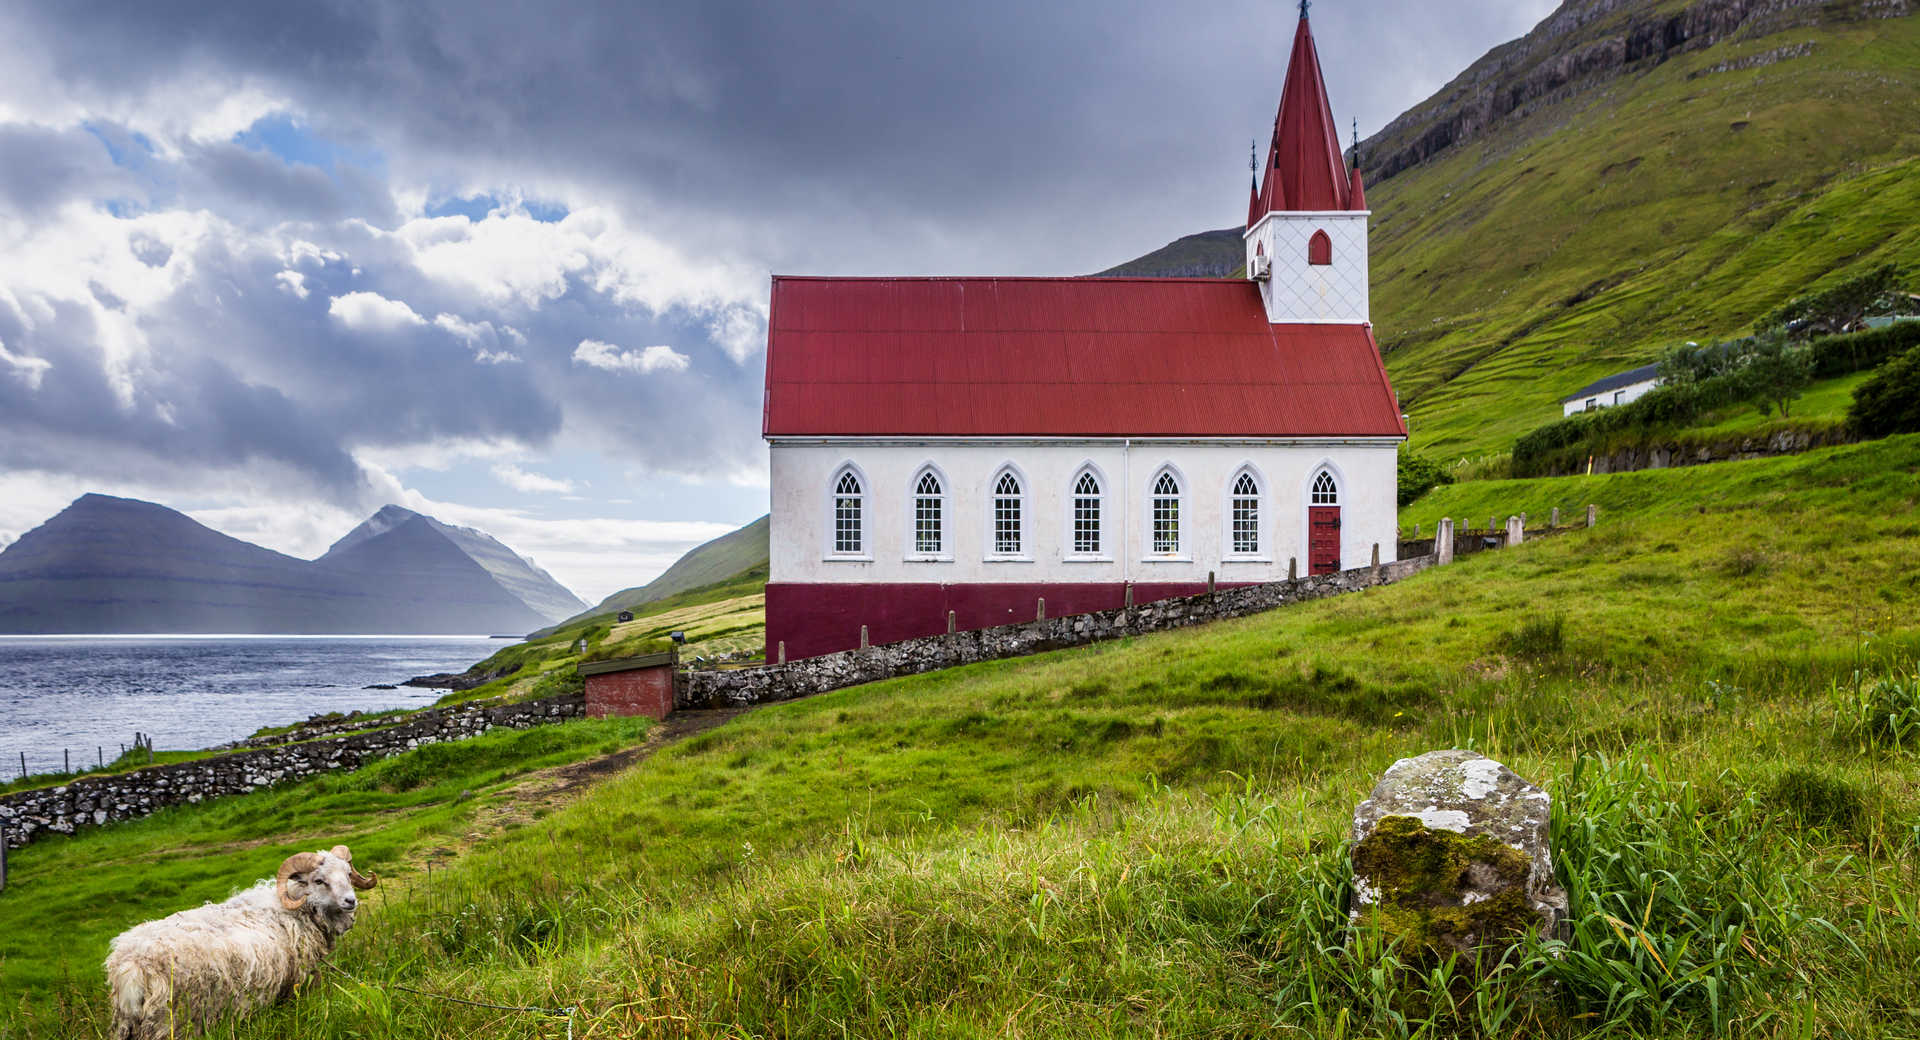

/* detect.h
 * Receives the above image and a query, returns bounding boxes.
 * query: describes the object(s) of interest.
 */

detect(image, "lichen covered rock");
[1351,749,1567,959]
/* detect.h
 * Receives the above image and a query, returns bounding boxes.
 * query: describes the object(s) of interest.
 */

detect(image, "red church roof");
[1252,13,1360,220]
[762,277,1405,439]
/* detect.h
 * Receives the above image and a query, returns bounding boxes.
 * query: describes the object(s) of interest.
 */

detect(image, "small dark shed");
[617,610,634,622]
[579,651,677,720]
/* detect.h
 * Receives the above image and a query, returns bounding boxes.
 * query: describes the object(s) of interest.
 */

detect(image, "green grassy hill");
[1370,3,1920,461]
[9,435,1918,1037]
[532,515,768,637]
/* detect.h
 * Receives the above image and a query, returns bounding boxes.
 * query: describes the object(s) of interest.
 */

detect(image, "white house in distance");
[759,9,1406,661]
[1560,363,1663,417]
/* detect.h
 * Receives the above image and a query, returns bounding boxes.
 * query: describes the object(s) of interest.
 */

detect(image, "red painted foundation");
[765,581,1257,661]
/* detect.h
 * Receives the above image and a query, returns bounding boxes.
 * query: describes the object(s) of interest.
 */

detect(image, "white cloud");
[274,269,309,299]
[433,312,523,364]
[572,338,689,375]
[0,338,52,389]
[707,304,767,364]
[491,463,576,494]
[328,290,425,332]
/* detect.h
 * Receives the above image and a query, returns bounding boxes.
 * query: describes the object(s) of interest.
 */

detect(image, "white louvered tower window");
[1311,471,1339,505]
[833,471,864,554]
[993,471,1024,555]
[1072,471,1101,554]
[1231,472,1260,554]
[913,471,944,554]
[1151,472,1181,554]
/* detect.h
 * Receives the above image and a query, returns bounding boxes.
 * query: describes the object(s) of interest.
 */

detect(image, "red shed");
[580,652,678,720]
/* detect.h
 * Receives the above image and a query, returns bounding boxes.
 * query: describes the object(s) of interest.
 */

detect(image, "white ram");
[103,844,378,1040]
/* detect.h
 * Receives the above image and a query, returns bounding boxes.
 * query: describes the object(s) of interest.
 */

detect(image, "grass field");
[4,435,1917,1037]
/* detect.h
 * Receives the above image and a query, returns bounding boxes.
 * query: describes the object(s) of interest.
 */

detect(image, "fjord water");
[0,636,498,773]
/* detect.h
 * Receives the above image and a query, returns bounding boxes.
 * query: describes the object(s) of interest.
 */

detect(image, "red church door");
[1309,507,1341,575]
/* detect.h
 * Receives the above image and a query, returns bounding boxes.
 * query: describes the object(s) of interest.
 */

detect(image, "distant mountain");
[533,515,768,637]
[1092,228,1243,278]
[320,506,585,622]
[0,495,583,634]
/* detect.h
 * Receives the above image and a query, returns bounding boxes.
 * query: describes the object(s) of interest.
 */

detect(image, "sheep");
[104,844,378,1040]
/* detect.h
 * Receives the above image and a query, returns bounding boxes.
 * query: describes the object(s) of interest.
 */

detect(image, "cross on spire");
[1298,0,1310,19]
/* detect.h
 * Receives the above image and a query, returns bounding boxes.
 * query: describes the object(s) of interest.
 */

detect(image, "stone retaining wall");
[685,556,1436,709]
[0,694,584,851]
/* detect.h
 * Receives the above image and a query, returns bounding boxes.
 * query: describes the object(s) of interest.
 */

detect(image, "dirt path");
[416,706,754,869]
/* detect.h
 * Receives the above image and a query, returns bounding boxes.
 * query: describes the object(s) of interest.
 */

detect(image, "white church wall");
[1245,212,1370,324]
[769,439,1401,586]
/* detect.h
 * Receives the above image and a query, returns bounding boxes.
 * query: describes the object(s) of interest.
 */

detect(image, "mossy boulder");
[1350,750,1566,960]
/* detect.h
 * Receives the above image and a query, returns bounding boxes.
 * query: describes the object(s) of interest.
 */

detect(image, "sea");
[0,636,506,774]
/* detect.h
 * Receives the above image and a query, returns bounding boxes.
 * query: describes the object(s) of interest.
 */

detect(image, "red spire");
[1251,14,1357,217]
[1349,166,1366,210]
[1246,176,1262,228]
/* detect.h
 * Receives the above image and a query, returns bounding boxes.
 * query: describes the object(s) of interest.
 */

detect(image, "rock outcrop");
[1362,0,1911,184]
[1350,750,1568,960]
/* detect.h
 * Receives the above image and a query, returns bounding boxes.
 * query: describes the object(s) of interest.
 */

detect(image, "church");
[760,9,1405,661]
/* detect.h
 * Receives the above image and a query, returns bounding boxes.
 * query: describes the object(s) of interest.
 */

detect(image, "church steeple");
[1248,10,1359,224]
[1243,9,1370,325]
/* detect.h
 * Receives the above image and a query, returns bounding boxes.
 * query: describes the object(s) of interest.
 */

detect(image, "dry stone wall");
[685,557,1436,710]
[0,693,583,851]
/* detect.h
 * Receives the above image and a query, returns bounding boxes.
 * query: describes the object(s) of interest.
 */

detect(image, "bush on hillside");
[1807,318,1920,379]
[1762,264,1906,339]
[1846,346,1920,439]
[1396,451,1455,507]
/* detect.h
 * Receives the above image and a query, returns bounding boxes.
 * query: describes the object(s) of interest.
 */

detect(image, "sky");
[0,0,1558,604]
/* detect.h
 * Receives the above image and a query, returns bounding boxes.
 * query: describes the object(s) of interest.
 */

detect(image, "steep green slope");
[1367,4,1920,459]
[12,437,1918,1037]
[533,515,768,636]
[1092,228,1242,277]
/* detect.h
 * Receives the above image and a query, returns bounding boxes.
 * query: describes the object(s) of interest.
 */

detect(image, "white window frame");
[906,464,951,562]
[1144,465,1189,561]
[825,463,872,561]
[985,464,1032,562]
[1223,465,1269,561]
[1064,464,1110,561]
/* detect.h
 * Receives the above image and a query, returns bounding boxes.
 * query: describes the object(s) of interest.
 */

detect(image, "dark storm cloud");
[0,0,1554,517]
[8,1,1556,272]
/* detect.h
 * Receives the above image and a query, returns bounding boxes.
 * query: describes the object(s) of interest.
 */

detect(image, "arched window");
[1308,229,1333,267]
[1151,471,1181,554]
[992,470,1024,555]
[832,469,864,554]
[1311,470,1339,505]
[1231,471,1261,554]
[1071,470,1102,555]
[913,470,944,555]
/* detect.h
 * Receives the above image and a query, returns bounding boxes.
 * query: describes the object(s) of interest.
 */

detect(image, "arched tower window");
[912,470,944,555]
[1308,229,1333,267]
[1231,471,1261,554]
[1311,470,1339,505]
[832,469,865,554]
[1071,470,1102,555]
[992,470,1024,555]
[1151,470,1182,554]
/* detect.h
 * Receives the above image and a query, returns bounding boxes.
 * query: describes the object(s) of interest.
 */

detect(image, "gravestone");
[1350,750,1567,961]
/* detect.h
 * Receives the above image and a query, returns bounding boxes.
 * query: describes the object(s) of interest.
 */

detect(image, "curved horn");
[330,844,379,888]
[276,852,322,910]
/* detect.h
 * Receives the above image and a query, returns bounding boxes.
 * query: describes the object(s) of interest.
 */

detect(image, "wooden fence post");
[859,625,870,651]
[1288,557,1297,582]
[1124,582,1134,610]
[1037,598,1046,621]
[1551,507,1560,529]
[1587,504,1597,528]
[947,610,957,635]
[1,819,8,894]
[777,641,786,665]
[1206,571,1216,596]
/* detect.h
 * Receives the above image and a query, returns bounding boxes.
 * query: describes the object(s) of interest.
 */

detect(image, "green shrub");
[1397,451,1455,506]
[1498,615,1565,659]
[1762,263,1905,339]
[1846,346,1920,438]
[1807,319,1920,379]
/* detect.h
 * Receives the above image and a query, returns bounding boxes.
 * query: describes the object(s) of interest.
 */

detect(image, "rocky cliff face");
[1363,0,1912,183]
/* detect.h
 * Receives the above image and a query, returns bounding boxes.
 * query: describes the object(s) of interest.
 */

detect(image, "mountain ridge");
[0,495,582,634]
